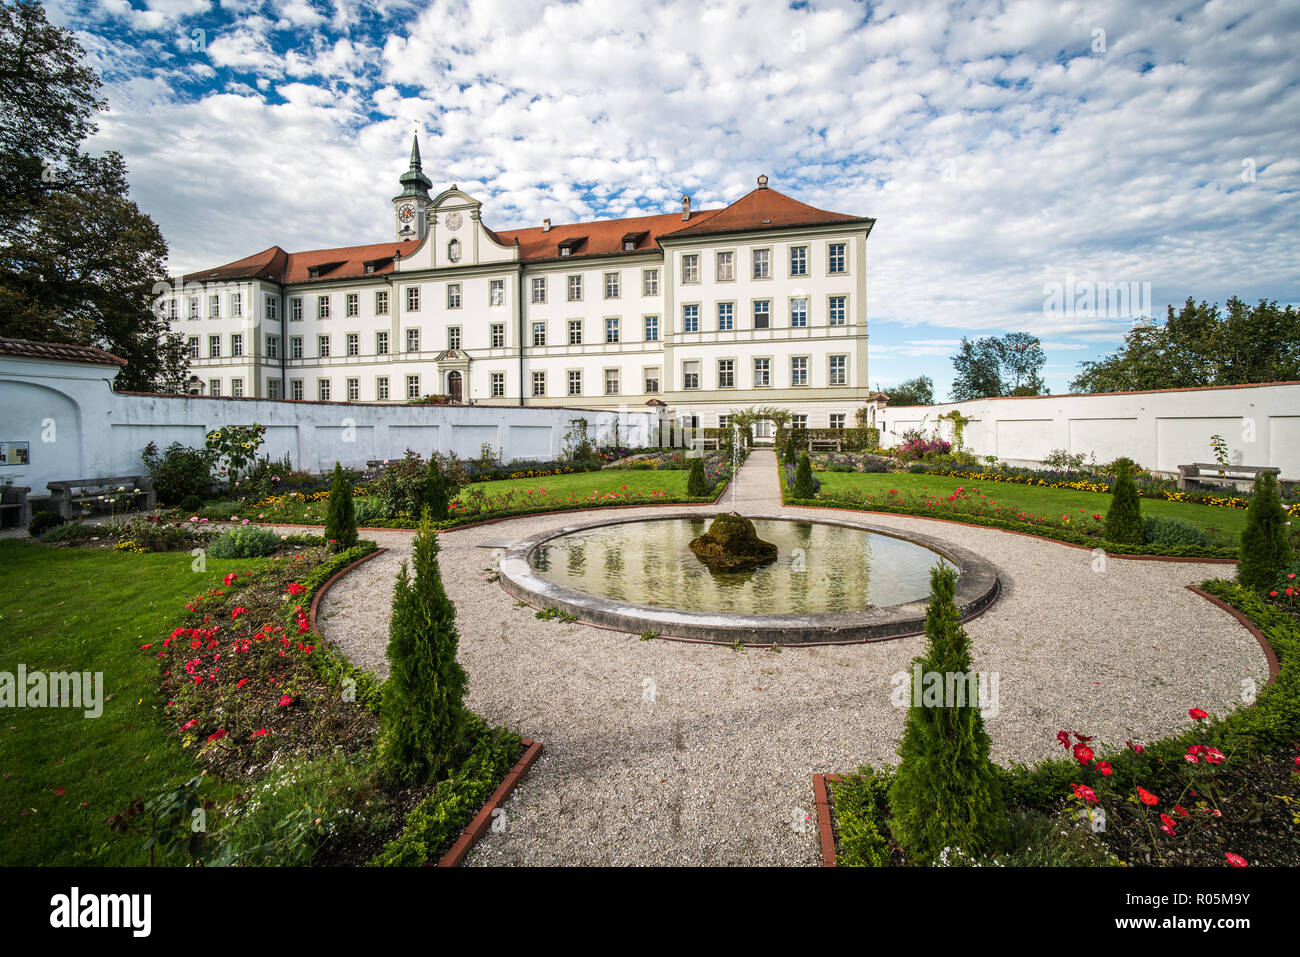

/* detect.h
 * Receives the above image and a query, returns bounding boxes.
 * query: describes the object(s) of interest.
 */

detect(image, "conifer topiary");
[792,452,815,499]
[324,462,357,550]
[888,563,1008,864]
[420,456,451,520]
[686,455,709,496]
[379,509,467,785]
[1104,457,1144,544]
[1238,470,1292,591]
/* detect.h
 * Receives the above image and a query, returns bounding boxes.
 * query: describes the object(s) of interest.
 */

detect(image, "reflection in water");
[528,518,941,614]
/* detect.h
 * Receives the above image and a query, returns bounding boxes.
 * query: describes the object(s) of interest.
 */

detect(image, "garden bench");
[0,485,30,529]
[1176,463,1279,492]
[45,476,156,519]
[692,437,721,451]
[809,438,842,452]
[366,459,388,478]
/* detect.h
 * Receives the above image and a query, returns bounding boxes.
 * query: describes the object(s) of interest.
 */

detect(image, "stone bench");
[1177,463,1279,492]
[0,485,30,528]
[46,476,156,520]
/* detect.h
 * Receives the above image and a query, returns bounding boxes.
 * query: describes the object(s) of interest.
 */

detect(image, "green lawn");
[460,468,688,500]
[815,471,1250,541]
[0,541,269,865]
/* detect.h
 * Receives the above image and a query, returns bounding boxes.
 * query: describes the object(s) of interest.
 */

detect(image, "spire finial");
[409,130,422,171]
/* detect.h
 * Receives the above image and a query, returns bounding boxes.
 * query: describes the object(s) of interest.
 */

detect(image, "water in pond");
[527,518,945,614]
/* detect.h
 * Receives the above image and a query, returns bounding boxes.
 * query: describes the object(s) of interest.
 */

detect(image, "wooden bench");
[809,437,842,452]
[0,485,30,529]
[692,437,721,451]
[46,476,156,520]
[1177,463,1279,492]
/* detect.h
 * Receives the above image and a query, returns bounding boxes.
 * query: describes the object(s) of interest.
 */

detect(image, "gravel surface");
[107,454,1281,865]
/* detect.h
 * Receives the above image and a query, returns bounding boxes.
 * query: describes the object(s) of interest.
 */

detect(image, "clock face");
[398,203,416,224]
[445,211,463,231]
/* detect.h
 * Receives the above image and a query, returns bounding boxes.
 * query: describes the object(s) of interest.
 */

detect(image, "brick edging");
[307,546,389,630]
[437,739,544,867]
[782,500,1238,564]
[1184,585,1281,682]
[812,773,841,867]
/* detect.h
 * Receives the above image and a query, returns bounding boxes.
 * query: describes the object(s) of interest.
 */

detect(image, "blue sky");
[48,0,1300,398]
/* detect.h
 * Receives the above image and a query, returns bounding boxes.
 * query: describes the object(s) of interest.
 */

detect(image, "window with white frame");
[189,297,199,319]
[753,299,771,329]
[718,414,730,429]
[604,368,619,396]
[209,379,221,396]
[717,359,735,388]
[644,315,659,342]
[790,297,808,328]
[791,356,809,386]
[186,336,199,359]
[567,369,582,396]
[376,376,389,400]
[268,379,282,399]
[531,370,546,397]
[447,283,462,309]
[829,354,848,385]
[567,275,583,301]
[568,320,582,345]
[752,248,770,279]
[681,254,699,284]
[318,379,331,401]
[291,297,302,321]
[605,317,619,343]
[682,359,700,390]
[489,279,505,306]
[231,333,243,357]
[644,368,660,394]
[318,334,330,357]
[491,323,505,348]
[447,326,461,350]
[346,377,360,401]
[447,238,461,263]
[317,295,330,319]
[266,295,278,321]
[208,334,220,357]
[406,286,419,311]
[406,374,420,399]
[490,372,505,397]
[792,413,808,428]
[828,242,847,274]
[717,302,733,331]
[604,272,620,299]
[231,292,242,317]
[532,322,547,347]
[715,251,734,281]
[167,298,179,320]
[790,245,808,277]
[531,276,547,303]
[829,413,846,429]
[346,333,359,356]
[290,336,303,359]
[829,295,847,326]
[266,335,279,359]
[346,292,359,317]
[209,294,220,318]
[642,268,659,296]
[375,290,389,315]
[682,304,699,333]
[406,328,419,352]
[290,379,303,400]
[753,357,771,387]
[376,330,388,354]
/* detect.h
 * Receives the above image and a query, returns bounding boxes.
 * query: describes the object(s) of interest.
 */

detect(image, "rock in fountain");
[688,512,778,572]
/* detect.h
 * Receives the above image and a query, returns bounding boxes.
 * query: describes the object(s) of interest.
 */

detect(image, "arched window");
[447,238,461,263]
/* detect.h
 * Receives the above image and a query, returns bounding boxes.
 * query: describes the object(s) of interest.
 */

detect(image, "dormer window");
[560,247,571,257]
[556,236,586,257]
[447,238,461,263]
[620,231,648,252]
[623,240,635,251]
[364,263,375,275]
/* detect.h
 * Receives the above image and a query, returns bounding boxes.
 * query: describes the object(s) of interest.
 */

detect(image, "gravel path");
[314,450,1266,866]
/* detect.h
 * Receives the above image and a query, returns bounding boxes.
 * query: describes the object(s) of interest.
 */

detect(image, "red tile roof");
[183,240,420,286]
[494,209,722,262]
[0,337,127,366]
[663,186,872,238]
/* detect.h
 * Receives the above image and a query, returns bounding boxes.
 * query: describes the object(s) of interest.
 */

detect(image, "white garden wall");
[879,382,1300,480]
[0,354,660,494]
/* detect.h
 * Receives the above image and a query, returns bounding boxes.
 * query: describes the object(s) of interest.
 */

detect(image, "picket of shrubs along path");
[311,450,1267,866]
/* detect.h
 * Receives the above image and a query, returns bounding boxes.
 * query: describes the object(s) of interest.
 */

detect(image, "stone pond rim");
[496,512,1002,645]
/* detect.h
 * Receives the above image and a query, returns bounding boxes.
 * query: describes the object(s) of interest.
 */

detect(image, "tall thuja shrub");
[889,564,1007,864]
[420,457,451,520]
[686,455,709,496]
[324,462,357,549]
[1238,471,1292,590]
[379,510,468,785]
[792,453,815,499]
[1104,457,1144,544]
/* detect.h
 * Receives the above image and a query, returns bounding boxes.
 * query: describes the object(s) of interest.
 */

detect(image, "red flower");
[207,729,227,742]
[1127,740,1144,754]
[1160,813,1176,828]
[279,695,292,707]
[1071,783,1097,803]
[223,573,238,586]
[1225,852,1248,867]
[286,582,305,595]
[1073,743,1094,765]
[1174,804,1189,818]
[1204,748,1225,765]
[236,678,249,688]
[1189,707,1208,720]
[1056,730,1071,749]
[180,720,197,731]
[1096,761,1113,776]
[250,728,269,738]
[232,606,247,619]
[1137,786,1158,806]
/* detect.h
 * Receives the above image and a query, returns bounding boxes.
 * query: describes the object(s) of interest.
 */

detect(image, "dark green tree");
[950,337,1007,400]
[1238,471,1292,591]
[1104,458,1144,544]
[686,454,709,496]
[420,456,451,520]
[883,375,934,406]
[0,0,184,391]
[888,563,1007,864]
[792,452,815,499]
[378,510,468,785]
[324,462,357,550]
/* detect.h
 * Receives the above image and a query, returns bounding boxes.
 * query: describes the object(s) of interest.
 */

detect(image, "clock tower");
[393,132,433,242]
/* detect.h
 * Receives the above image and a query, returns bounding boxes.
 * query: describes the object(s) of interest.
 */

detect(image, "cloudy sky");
[47,0,1300,398]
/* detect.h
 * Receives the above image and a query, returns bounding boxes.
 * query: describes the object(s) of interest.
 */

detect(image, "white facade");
[166,140,876,431]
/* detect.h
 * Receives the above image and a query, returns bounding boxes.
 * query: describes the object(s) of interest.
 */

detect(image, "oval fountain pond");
[497,513,1001,645]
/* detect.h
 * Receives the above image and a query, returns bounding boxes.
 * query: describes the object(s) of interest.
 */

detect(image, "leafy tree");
[950,333,1047,400]
[884,375,934,406]
[999,332,1046,394]
[1104,458,1144,544]
[1071,298,1300,393]
[792,452,815,498]
[889,563,1007,864]
[324,462,357,550]
[686,455,708,496]
[1238,471,1292,591]
[379,510,468,785]
[0,0,184,390]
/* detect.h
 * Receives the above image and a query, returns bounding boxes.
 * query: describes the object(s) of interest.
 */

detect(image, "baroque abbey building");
[170,136,875,432]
